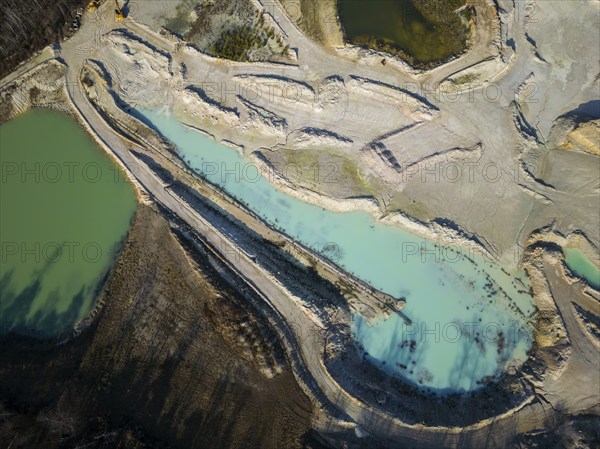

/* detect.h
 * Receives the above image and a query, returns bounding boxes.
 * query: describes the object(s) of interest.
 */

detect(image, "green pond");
[564,248,600,290]
[0,109,137,338]
[337,0,469,64]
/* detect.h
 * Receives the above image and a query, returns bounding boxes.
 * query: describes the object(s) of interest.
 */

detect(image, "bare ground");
[278,0,343,47]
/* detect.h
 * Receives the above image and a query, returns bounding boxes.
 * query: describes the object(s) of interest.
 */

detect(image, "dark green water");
[0,109,137,338]
[338,0,468,64]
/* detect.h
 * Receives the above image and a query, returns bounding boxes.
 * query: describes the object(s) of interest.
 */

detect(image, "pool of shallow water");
[337,0,468,64]
[564,248,600,290]
[0,109,137,338]
[137,108,535,393]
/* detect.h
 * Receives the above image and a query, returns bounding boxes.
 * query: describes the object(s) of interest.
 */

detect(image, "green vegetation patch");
[452,72,480,85]
[211,23,270,61]
[173,0,289,63]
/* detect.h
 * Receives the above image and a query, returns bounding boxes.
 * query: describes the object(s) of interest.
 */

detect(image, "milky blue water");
[564,248,600,290]
[137,108,535,393]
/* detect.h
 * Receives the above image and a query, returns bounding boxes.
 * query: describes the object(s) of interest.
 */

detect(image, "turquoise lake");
[138,108,535,393]
[564,248,600,290]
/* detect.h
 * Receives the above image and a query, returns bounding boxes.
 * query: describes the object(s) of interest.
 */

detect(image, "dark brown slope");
[0,204,327,449]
